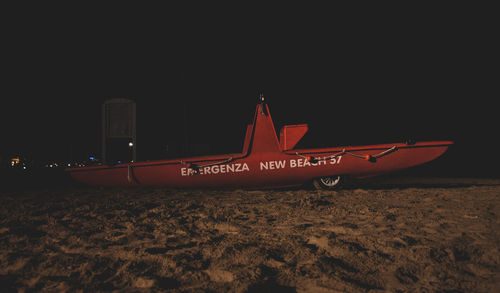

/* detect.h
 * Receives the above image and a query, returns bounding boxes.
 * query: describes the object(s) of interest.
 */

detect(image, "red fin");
[280,124,308,150]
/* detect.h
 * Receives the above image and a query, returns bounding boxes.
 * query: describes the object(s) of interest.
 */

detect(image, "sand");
[1,177,499,292]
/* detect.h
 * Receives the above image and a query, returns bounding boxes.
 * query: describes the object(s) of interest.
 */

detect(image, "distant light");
[67,163,71,167]
[23,166,27,170]
[89,156,95,161]
[117,160,122,164]
[11,157,20,167]
[128,142,134,147]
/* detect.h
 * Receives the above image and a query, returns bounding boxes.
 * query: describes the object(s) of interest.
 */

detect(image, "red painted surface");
[280,124,308,151]
[66,102,453,188]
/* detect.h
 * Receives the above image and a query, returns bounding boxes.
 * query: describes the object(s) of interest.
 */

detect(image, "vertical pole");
[69,143,73,165]
[132,102,136,162]
[101,103,106,164]
[183,102,188,156]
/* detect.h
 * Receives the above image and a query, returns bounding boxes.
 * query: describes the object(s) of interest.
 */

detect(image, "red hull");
[67,102,452,188]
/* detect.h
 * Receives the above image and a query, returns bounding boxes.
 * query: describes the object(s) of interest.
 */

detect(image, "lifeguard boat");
[66,97,452,189]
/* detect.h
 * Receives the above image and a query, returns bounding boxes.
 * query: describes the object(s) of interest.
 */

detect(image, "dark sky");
[1,4,497,175]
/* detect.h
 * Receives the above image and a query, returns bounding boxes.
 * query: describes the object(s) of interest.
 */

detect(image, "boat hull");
[67,141,452,188]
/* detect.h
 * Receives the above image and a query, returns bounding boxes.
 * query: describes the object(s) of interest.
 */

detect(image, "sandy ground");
[1,177,499,292]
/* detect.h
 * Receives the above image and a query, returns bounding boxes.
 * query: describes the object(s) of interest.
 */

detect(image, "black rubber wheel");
[313,175,343,190]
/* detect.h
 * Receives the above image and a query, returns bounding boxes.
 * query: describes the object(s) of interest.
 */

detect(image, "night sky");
[1,4,497,176]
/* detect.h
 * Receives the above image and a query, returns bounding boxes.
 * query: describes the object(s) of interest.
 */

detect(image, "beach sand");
[1,177,499,292]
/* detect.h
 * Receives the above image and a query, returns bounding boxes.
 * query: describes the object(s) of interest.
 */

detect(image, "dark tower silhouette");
[101,98,136,164]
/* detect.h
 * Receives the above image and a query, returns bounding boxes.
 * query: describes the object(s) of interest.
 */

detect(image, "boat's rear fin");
[280,124,308,150]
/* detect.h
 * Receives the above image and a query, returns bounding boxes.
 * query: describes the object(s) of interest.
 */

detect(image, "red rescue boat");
[66,99,453,189]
